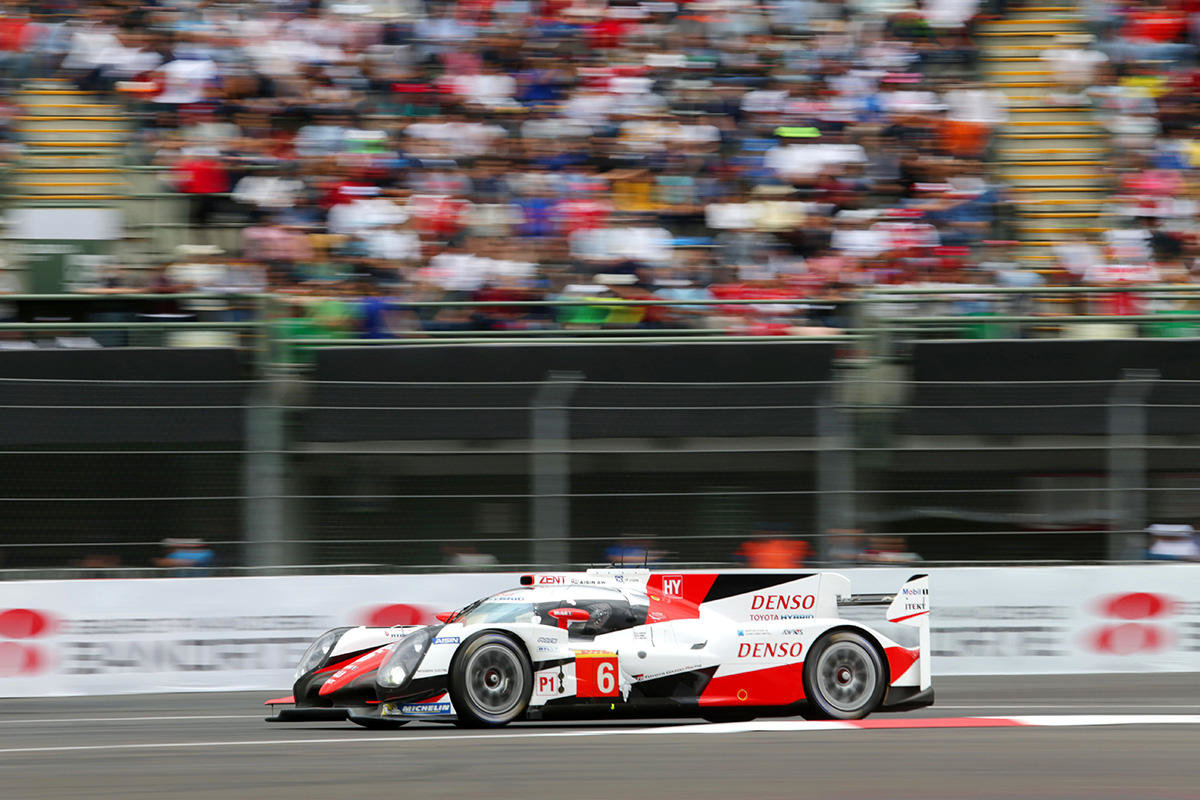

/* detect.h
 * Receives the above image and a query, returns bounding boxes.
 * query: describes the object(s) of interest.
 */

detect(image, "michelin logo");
[401,702,452,715]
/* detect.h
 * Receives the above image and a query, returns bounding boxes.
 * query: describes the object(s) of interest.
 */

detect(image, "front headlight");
[377,627,434,689]
[294,627,350,681]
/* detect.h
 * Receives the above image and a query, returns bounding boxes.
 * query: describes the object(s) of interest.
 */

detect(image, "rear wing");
[839,574,930,690]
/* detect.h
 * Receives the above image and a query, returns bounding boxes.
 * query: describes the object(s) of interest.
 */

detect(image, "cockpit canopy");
[453,586,648,637]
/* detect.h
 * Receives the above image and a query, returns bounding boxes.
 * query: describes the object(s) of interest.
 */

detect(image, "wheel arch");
[810,623,892,687]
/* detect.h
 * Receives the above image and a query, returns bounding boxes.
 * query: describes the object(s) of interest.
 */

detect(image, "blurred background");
[1,0,1200,577]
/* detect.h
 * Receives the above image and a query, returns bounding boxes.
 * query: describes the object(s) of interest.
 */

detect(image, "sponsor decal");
[933,625,1067,658]
[661,576,683,597]
[536,636,557,644]
[0,609,56,677]
[536,575,566,585]
[400,702,452,715]
[737,641,804,659]
[750,594,815,611]
[748,594,816,621]
[633,664,702,682]
[633,630,649,640]
[1087,592,1179,655]
[736,629,770,637]
[359,604,433,627]
[432,637,460,645]
[781,629,804,636]
[536,669,566,695]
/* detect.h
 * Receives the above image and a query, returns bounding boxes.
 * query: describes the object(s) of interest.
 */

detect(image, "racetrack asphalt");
[2,674,1198,800]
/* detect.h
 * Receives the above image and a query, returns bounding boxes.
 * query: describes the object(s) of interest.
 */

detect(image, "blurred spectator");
[737,524,811,568]
[859,535,923,564]
[154,537,216,576]
[1145,523,1200,560]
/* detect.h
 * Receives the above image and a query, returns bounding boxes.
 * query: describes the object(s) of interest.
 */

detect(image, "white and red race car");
[266,569,931,727]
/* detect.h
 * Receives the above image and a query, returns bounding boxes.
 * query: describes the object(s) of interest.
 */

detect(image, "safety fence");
[2,363,1198,574]
[0,565,1196,695]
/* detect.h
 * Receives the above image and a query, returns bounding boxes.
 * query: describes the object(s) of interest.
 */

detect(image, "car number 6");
[596,661,616,695]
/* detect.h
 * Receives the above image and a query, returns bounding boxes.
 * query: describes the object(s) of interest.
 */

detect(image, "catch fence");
[2,367,1196,576]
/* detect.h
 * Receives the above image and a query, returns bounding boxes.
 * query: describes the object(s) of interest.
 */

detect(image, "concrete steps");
[11,86,129,202]
[980,0,1109,274]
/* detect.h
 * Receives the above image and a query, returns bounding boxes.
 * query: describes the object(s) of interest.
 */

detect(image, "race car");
[265,569,931,728]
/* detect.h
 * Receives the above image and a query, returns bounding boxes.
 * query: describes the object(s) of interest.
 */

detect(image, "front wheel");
[449,633,533,727]
[802,631,886,720]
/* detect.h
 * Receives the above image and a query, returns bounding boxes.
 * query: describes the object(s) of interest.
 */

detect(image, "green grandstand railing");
[1,287,1198,368]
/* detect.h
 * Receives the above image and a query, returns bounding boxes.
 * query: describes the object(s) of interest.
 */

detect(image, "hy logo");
[662,576,683,597]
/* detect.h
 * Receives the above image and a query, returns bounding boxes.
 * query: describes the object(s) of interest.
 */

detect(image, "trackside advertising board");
[0,566,1197,697]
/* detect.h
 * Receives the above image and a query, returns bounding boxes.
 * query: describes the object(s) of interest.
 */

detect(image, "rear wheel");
[449,633,532,727]
[802,631,886,720]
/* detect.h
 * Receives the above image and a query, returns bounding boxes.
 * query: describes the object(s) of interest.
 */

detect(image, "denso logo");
[662,576,683,596]
[737,642,804,659]
[750,594,815,611]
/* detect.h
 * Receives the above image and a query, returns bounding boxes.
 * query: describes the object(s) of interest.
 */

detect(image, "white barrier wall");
[0,566,1196,697]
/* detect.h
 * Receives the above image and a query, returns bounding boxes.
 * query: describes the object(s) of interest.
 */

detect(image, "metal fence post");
[242,377,291,568]
[816,378,855,561]
[1107,369,1158,561]
[530,371,581,567]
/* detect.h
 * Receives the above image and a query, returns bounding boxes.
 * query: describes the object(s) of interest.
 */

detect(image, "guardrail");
[0,286,1198,364]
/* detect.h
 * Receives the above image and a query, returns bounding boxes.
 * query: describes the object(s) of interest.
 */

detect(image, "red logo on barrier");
[359,604,434,627]
[1087,593,1177,655]
[0,608,56,639]
[0,609,56,677]
[1099,592,1177,620]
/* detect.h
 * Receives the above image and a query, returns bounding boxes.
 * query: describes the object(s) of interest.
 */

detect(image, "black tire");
[448,632,533,727]
[802,631,886,720]
[350,716,409,730]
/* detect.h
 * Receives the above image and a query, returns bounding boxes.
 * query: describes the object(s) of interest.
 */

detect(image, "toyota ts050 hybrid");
[265,569,931,727]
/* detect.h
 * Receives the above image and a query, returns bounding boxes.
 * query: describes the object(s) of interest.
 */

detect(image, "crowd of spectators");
[1046,1,1200,291]
[3,0,1200,338]
[6,0,1006,336]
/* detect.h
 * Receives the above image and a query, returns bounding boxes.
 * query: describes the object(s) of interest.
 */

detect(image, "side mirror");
[547,607,590,630]
[435,612,454,623]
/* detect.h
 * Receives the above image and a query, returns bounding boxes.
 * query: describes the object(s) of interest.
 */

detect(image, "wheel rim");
[464,643,523,717]
[815,641,876,713]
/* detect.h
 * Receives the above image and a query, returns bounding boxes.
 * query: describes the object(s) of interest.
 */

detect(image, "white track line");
[937,704,1200,710]
[2,706,1195,726]
[1,715,1199,756]
[0,715,261,725]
